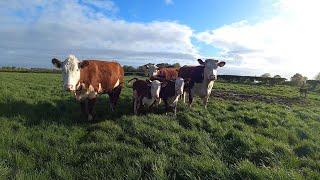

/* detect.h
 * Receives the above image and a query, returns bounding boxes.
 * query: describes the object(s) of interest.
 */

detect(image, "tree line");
[1,65,320,89]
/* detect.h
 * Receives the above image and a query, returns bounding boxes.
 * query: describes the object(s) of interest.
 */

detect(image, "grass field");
[0,72,319,179]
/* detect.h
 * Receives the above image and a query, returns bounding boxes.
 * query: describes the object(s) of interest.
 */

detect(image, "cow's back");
[159,68,179,80]
[79,60,124,93]
[178,66,204,83]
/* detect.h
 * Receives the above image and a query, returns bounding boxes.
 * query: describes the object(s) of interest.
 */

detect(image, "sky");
[0,0,319,79]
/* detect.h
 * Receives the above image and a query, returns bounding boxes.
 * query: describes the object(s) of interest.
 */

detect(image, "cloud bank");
[0,0,319,79]
[0,0,197,68]
[195,0,320,78]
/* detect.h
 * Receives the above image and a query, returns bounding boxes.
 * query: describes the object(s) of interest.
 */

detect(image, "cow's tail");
[128,78,138,84]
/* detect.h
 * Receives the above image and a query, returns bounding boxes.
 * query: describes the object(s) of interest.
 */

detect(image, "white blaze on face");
[175,77,184,96]
[147,64,159,77]
[150,80,162,99]
[203,59,219,81]
[61,55,81,91]
[75,84,97,101]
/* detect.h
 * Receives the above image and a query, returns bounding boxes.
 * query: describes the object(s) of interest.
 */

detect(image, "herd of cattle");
[51,55,226,121]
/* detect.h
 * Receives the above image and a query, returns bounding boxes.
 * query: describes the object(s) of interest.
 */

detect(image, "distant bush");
[218,75,286,85]
[0,67,61,73]
[291,73,307,87]
[261,73,271,78]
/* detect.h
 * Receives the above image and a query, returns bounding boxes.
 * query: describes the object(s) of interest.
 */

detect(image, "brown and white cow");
[159,77,185,115]
[128,78,167,115]
[52,54,124,121]
[145,64,179,81]
[178,59,225,108]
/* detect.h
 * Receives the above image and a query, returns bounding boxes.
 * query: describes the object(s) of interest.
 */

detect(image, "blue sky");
[114,0,261,29]
[0,0,319,78]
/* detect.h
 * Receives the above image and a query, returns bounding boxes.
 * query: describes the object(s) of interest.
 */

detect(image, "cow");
[128,78,167,115]
[178,59,226,109]
[51,54,124,121]
[145,64,179,81]
[159,77,185,115]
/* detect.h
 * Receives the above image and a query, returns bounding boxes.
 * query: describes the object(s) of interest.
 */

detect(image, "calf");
[159,77,185,115]
[179,59,226,108]
[52,54,124,121]
[145,64,179,81]
[128,78,167,115]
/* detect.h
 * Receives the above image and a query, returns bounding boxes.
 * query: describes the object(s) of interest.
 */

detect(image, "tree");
[291,73,307,86]
[315,72,320,80]
[123,65,137,72]
[274,75,281,78]
[172,63,181,68]
[261,73,271,78]
[156,63,172,68]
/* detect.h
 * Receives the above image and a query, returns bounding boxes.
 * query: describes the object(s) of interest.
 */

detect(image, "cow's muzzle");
[65,84,74,91]
[209,75,216,81]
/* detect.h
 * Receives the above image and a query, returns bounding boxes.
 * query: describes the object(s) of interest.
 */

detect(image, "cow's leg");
[202,96,209,109]
[87,98,96,121]
[80,99,88,117]
[133,97,138,115]
[163,99,169,115]
[188,91,193,107]
[108,91,115,112]
[112,86,122,108]
[182,92,185,103]
[108,85,122,112]
[173,105,177,116]
[137,97,142,114]
[133,98,137,115]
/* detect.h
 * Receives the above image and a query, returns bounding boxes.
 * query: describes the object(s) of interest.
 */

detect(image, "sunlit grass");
[0,72,319,179]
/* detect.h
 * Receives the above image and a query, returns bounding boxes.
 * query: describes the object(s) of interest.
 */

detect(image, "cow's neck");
[200,75,215,95]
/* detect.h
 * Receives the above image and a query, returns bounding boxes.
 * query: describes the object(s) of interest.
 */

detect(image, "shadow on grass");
[0,94,134,126]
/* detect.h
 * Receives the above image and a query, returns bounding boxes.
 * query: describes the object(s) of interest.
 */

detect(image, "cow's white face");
[52,54,82,91]
[146,64,159,77]
[148,80,165,99]
[198,59,226,81]
[175,77,185,96]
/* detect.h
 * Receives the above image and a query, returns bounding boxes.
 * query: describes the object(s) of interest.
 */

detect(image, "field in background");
[0,72,319,179]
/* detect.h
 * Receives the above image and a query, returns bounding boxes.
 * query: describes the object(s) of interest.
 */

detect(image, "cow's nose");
[65,84,73,91]
[210,75,216,80]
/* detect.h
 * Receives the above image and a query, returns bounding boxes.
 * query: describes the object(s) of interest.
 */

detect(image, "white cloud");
[81,0,118,13]
[195,0,320,79]
[0,0,197,68]
[165,0,173,5]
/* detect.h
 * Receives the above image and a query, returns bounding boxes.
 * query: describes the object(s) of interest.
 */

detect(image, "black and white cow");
[178,59,226,108]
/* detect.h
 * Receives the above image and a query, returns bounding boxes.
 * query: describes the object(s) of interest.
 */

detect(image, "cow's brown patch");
[151,67,179,81]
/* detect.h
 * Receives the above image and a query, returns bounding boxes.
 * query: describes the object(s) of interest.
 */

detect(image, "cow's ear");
[144,65,149,69]
[161,82,168,88]
[79,61,89,68]
[197,59,205,65]
[52,58,62,68]
[218,61,226,67]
